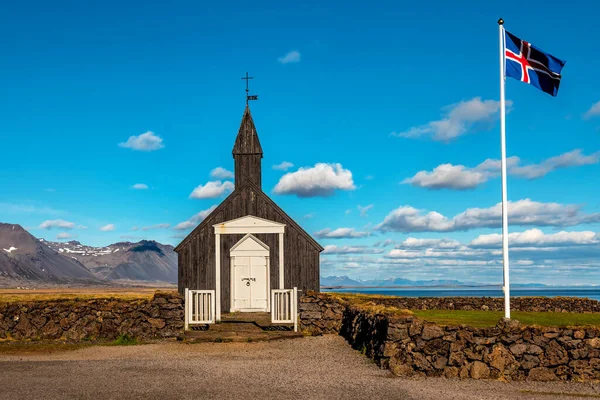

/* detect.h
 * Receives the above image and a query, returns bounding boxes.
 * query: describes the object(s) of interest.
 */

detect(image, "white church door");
[230,234,270,312]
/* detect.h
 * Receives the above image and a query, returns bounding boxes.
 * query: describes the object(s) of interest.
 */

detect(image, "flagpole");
[498,18,511,319]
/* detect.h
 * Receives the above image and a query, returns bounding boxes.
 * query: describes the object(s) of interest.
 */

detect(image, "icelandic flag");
[504,30,566,96]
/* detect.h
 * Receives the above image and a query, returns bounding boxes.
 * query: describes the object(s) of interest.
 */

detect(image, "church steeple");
[232,105,263,189]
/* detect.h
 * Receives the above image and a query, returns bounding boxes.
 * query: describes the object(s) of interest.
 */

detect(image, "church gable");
[175,181,323,253]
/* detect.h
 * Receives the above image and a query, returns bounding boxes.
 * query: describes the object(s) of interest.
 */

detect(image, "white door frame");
[213,215,286,321]
[230,234,270,312]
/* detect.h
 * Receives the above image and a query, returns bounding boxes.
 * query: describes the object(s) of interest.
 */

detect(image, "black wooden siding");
[177,183,321,313]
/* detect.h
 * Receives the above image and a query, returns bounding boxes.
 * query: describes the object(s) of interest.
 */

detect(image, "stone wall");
[300,293,600,381]
[347,295,600,313]
[0,291,184,341]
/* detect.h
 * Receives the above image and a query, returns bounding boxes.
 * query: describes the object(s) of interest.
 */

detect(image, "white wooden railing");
[271,287,298,332]
[184,288,216,330]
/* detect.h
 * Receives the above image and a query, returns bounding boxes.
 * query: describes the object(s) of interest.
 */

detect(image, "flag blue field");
[504,30,566,96]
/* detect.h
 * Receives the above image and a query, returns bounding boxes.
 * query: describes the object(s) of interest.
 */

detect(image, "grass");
[0,288,175,304]
[412,310,600,328]
[324,292,600,328]
[112,334,138,346]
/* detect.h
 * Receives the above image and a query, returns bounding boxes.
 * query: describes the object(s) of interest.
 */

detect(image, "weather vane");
[241,72,258,105]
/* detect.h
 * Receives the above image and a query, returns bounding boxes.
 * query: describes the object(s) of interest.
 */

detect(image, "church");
[174,103,323,322]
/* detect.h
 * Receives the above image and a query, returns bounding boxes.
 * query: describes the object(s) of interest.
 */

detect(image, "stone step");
[184,312,298,343]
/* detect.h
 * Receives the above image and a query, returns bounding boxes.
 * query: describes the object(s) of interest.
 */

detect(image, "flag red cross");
[505,39,560,83]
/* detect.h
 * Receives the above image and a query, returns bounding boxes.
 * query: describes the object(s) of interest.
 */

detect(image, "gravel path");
[1,336,599,400]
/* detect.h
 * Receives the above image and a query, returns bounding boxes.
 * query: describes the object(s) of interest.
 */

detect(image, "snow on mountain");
[0,223,100,284]
[46,239,177,283]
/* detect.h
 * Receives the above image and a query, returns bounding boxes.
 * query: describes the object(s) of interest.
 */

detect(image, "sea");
[321,287,600,301]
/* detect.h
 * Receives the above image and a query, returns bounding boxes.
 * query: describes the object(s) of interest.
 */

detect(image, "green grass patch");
[112,334,138,346]
[412,310,600,328]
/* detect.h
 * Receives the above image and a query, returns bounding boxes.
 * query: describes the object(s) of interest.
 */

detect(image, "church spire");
[232,105,263,189]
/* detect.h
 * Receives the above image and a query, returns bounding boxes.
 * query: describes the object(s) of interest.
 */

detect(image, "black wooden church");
[175,103,323,319]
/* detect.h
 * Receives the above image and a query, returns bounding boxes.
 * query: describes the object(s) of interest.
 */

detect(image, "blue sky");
[1,0,599,285]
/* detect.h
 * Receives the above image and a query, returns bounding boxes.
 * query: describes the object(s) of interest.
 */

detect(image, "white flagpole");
[498,18,511,319]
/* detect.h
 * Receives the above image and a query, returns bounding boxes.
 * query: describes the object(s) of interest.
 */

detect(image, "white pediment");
[213,215,285,234]
[230,234,270,253]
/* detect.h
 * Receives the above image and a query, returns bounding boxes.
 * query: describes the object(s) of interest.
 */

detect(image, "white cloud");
[304,213,316,219]
[273,161,294,171]
[402,164,489,190]
[376,199,600,233]
[357,204,373,217]
[140,223,171,231]
[315,228,370,239]
[39,219,75,230]
[56,232,72,240]
[278,50,301,64]
[273,163,355,197]
[470,228,600,248]
[584,101,600,119]
[323,228,600,285]
[173,221,195,231]
[99,224,115,232]
[210,167,234,179]
[131,183,149,190]
[174,205,217,231]
[402,150,599,190]
[189,181,234,199]
[509,149,600,179]
[373,239,395,248]
[392,97,510,142]
[323,245,385,255]
[118,131,164,151]
[397,238,461,249]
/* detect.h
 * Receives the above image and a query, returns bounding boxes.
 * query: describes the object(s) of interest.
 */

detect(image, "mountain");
[0,223,99,284]
[320,276,481,287]
[320,276,551,288]
[320,276,363,287]
[45,239,177,284]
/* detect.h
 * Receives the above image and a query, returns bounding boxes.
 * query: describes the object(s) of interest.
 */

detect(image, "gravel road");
[1,336,598,400]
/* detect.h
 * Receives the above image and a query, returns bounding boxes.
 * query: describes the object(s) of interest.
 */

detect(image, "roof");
[232,106,263,156]
[174,179,324,253]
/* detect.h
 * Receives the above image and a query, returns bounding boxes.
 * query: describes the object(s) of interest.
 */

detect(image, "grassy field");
[0,287,175,303]
[326,292,600,328]
[409,310,600,328]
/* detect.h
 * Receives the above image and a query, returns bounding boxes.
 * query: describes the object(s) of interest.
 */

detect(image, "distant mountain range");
[0,223,177,287]
[320,276,548,288]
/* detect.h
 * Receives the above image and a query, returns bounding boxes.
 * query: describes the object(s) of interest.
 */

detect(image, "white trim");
[213,215,285,235]
[215,233,221,322]
[278,232,284,289]
[185,289,216,325]
[230,256,235,313]
[184,288,189,331]
[230,234,270,313]
[230,233,270,252]
[213,215,286,318]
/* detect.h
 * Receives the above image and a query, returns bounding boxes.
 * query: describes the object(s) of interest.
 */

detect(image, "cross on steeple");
[241,72,258,105]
